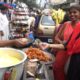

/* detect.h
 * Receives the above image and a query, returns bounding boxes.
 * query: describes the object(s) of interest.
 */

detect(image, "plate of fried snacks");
[23,47,55,64]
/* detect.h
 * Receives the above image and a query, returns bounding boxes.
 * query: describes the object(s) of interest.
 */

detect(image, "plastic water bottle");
[28,31,34,40]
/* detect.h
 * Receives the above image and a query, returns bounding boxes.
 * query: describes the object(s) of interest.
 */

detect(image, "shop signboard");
[50,0,67,5]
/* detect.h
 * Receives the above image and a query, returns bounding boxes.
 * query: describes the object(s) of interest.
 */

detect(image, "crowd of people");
[0,2,80,80]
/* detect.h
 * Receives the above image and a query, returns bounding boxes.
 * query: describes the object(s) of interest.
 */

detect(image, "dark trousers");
[67,53,80,80]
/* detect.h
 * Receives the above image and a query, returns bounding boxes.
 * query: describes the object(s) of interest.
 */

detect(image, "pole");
[75,0,79,4]
[39,0,42,7]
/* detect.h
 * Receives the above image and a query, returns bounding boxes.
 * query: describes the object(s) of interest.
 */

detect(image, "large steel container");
[0,48,27,80]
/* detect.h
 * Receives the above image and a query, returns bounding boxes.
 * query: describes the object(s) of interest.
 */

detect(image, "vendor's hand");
[39,42,50,50]
[14,39,27,47]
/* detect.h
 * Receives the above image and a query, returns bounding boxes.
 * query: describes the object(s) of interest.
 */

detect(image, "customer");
[51,13,71,80]
[39,5,80,80]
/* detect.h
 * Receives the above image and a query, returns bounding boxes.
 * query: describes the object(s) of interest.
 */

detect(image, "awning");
[0,2,16,9]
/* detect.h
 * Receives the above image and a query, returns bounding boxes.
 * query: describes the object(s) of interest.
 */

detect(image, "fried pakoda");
[25,47,52,62]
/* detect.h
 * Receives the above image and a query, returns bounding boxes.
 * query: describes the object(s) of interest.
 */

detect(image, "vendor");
[0,5,27,47]
[0,39,27,47]
[0,5,9,40]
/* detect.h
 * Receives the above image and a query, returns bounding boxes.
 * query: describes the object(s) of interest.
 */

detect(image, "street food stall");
[0,45,55,80]
[0,3,55,80]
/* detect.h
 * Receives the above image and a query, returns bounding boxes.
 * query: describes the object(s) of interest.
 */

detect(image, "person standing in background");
[27,12,35,32]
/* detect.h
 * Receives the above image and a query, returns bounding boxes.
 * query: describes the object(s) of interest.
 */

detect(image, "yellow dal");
[0,49,21,67]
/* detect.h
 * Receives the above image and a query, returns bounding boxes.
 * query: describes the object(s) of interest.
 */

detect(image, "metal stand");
[22,62,54,80]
